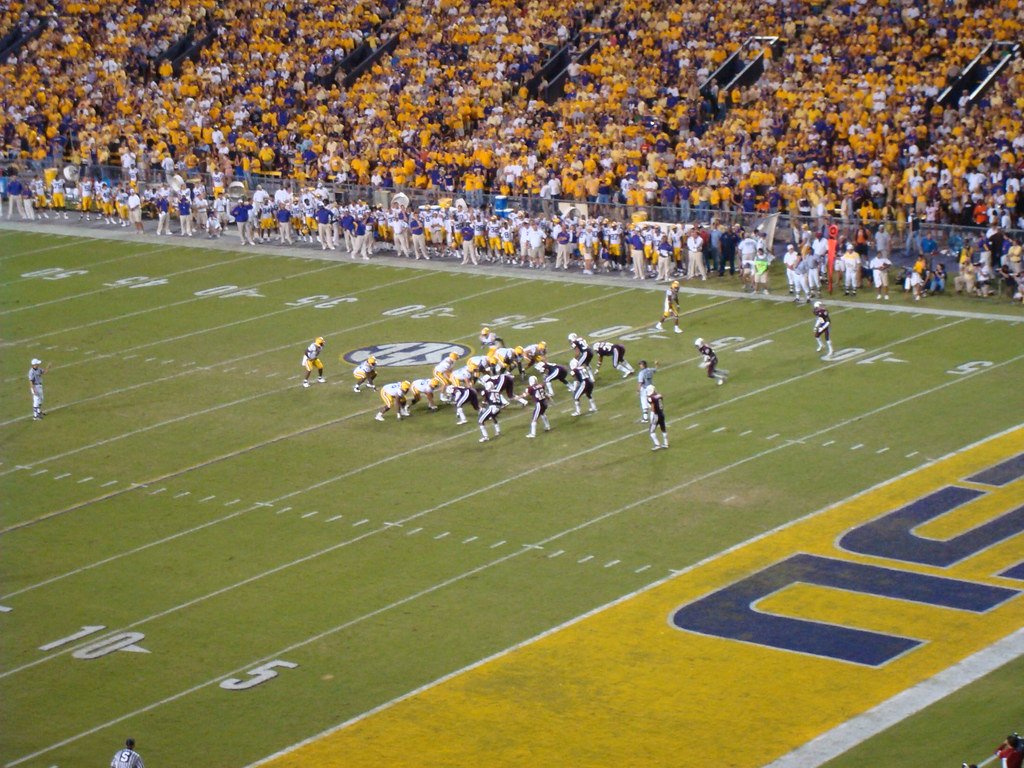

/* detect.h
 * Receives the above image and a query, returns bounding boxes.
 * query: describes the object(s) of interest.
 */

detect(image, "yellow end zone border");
[250,424,1024,768]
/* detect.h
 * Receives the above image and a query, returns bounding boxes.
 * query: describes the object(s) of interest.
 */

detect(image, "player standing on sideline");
[636,359,657,422]
[813,301,833,358]
[654,280,684,333]
[28,358,47,420]
[301,337,326,387]
[110,737,144,768]
[646,385,669,451]
[869,249,892,300]
[477,385,503,442]
[592,341,635,378]
[517,375,552,438]
[352,355,377,392]
[569,358,598,416]
[694,338,728,385]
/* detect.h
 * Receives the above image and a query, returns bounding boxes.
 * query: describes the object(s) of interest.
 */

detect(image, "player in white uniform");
[409,377,440,411]
[352,355,377,392]
[376,381,411,421]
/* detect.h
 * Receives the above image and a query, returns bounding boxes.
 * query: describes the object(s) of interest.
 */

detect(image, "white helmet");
[567,332,578,342]
[645,384,656,397]
[534,361,546,373]
[694,337,704,348]
[569,358,580,370]
[528,375,537,386]
[813,301,823,309]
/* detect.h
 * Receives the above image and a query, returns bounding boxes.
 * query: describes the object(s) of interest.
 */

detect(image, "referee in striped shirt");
[110,738,144,768]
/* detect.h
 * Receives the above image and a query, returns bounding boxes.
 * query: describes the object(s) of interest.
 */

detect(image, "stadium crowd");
[1,0,1023,253]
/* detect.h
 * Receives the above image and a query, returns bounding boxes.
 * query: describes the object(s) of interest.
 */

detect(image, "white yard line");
[6,321,1006,687]
[15,403,1020,768]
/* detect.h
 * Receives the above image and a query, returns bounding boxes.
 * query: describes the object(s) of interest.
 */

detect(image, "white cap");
[31,358,41,365]
[528,375,537,386]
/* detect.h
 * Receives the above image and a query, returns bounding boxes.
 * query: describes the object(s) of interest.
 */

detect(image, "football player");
[569,358,598,416]
[654,280,684,333]
[477,384,504,442]
[519,341,547,374]
[467,354,491,375]
[516,375,551,438]
[488,346,521,372]
[376,380,412,421]
[409,377,441,411]
[451,364,476,388]
[447,383,479,425]
[592,341,634,378]
[694,338,728,385]
[352,355,377,392]
[813,301,833,358]
[301,337,326,388]
[535,360,571,397]
[646,384,669,451]
[567,333,594,365]
[483,370,516,406]
[636,359,657,423]
[433,351,460,388]
[479,326,504,350]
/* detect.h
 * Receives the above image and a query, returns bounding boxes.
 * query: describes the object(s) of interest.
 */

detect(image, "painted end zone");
[256,429,1024,768]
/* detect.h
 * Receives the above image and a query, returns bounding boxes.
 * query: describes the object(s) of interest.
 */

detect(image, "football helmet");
[694,338,704,348]
[448,352,459,361]
[528,375,538,386]
[467,361,479,372]
[538,341,547,350]
[534,361,547,373]
[481,326,490,335]
[400,381,411,393]
[671,280,679,290]
[569,358,580,370]
[315,337,325,346]
[514,346,524,356]
[430,376,443,388]
[367,355,376,365]
[568,333,578,342]
[645,384,656,397]
[813,301,823,309]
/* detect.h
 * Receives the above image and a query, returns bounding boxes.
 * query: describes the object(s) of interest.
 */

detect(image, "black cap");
[126,738,135,749]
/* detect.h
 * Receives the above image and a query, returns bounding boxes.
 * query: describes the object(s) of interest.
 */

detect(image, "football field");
[1,226,1022,768]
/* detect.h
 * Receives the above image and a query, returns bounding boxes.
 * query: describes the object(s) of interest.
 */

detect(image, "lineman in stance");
[593,341,634,378]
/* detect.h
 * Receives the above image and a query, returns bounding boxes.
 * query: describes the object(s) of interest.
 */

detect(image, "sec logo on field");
[344,342,471,367]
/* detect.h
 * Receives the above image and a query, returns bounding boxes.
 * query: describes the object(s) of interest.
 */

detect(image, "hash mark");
[31,469,48,476]
[490,540,506,549]
[173,491,191,498]
[275,506,292,515]
[765,433,780,441]
[0,605,12,612]
[434,531,450,540]
[53,473,71,480]
[326,515,344,522]
[301,511,319,519]
[77,476,94,484]
[382,521,402,527]
[686,423,700,430]
[462,536,478,544]
[822,440,835,447]
[604,559,621,568]
[547,550,565,558]
[148,487,166,495]
[723,495,736,503]
[739,429,753,436]
[100,480,118,487]
[906,451,920,458]
[712,427,726,433]
[160,359,175,365]
[876,447,890,454]
[406,527,423,536]
[850,443,864,451]
[144,357,157,363]
[224,498,241,506]
[352,518,369,527]
[635,565,651,573]
[577,555,594,564]
[123,354,138,360]
[199,495,216,503]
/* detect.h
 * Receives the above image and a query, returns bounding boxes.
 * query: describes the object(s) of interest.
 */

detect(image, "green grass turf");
[0,229,1022,767]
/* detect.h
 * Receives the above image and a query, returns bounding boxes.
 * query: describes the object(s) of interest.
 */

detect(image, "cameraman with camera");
[995,732,1023,768]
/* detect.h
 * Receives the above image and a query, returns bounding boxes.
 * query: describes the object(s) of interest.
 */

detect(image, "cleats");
[302,381,310,388]
[375,413,385,422]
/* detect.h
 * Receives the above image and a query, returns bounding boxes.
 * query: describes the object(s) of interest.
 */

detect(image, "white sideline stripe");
[233,424,1024,768]
[0,307,911,601]
[764,627,1024,768]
